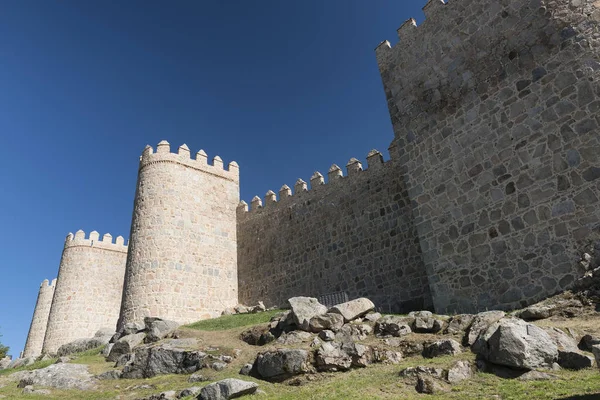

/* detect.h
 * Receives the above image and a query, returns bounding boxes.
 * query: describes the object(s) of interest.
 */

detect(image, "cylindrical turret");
[117,141,240,328]
[22,279,56,358]
[42,231,128,354]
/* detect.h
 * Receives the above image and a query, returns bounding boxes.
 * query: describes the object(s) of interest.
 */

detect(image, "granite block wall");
[117,141,240,328]
[42,231,128,354]
[376,0,600,313]
[237,151,432,313]
[23,279,56,358]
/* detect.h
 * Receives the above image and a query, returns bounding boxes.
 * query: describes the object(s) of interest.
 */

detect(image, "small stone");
[239,363,253,376]
[422,339,462,358]
[415,376,450,394]
[447,360,473,384]
[188,372,209,383]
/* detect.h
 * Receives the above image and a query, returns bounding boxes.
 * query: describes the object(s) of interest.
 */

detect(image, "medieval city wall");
[117,141,240,328]
[237,150,432,313]
[23,279,56,358]
[42,231,128,354]
[377,0,600,313]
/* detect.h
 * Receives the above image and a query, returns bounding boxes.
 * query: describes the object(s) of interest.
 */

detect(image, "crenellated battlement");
[64,230,128,253]
[139,140,239,182]
[238,149,387,217]
[39,279,57,289]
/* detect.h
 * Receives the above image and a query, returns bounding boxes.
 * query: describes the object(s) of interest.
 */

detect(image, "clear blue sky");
[0,1,427,356]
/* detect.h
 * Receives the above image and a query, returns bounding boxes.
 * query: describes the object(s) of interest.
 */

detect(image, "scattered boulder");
[415,376,450,394]
[96,369,122,380]
[591,345,600,367]
[11,363,95,390]
[115,353,134,367]
[308,313,344,333]
[55,356,71,364]
[199,378,258,400]
[315,342,352,372]
[465,310,506,346]
[102,343,114,357]
[364,312,382,323]
[517,370,559,381]
[579,334,600,352]
[112,321,146,343]
[240,326,275,346]
[211,361,228,371]
[399,366,445,379]
[178,386,202,398]
[374,316,412,337]
[445,314,475,335]
[121,339,207,378]
[239,363,253,376]
[0,356,11,370]
[474,318,558,369]
[234,304,250,314]
[144,317,180,343]
[546,327,593,370]
[276,331,313,345]
[372,348,403,364]
[335,324,372,342]
[7,357,35,369]
[422,339,462,358]
[328,298,375,322]
[107,332,146,362]
[143,390,177,400]
[269,311,296,335]
[558,350,594,370]
[383,338,423,357]
[315,341,373,371]
[253,349,311,381]
[410,311,443,333]
[57,332,112,357]
[515,305,553,320]
[318,330,335,342]
[288,297,328,332]
[447,360,473,384]
[188,372,209,383]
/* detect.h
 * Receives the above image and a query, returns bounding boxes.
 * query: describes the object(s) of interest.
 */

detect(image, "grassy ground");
[184,309,282,331]
[1,311,599,400]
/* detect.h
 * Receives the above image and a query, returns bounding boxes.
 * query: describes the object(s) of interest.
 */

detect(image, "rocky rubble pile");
[236,296,600,395]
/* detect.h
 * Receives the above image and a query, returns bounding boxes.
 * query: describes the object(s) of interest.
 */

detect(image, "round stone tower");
[23,279,56,358]
[42,231,128,354]
[118,140,240,328]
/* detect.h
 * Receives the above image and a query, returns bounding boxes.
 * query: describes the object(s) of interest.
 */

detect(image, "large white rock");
[288,297,328,331]
[465,310,505,346]
[328,298,375,322]
[474,318,558,369]
[199,378,258,400]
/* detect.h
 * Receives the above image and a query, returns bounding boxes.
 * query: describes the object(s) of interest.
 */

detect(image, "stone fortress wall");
[22,0,600,355]
[376,0,600,312]
[117,141,240,329]
[237,150,432,313]
[41,231,128,354]
[22,279,56,358]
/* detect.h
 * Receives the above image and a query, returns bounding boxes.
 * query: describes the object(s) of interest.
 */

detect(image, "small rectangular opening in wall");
[318,291,349,308]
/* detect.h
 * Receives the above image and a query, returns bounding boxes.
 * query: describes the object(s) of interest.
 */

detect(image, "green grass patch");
[185,309,283,331]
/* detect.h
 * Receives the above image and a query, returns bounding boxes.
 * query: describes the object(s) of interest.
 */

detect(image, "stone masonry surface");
[377,0,600,312]
[23,0,600,355]
[117,141,240,328]
[42,231,128,354]
[237,153,432,313]
[23,279,56,358]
